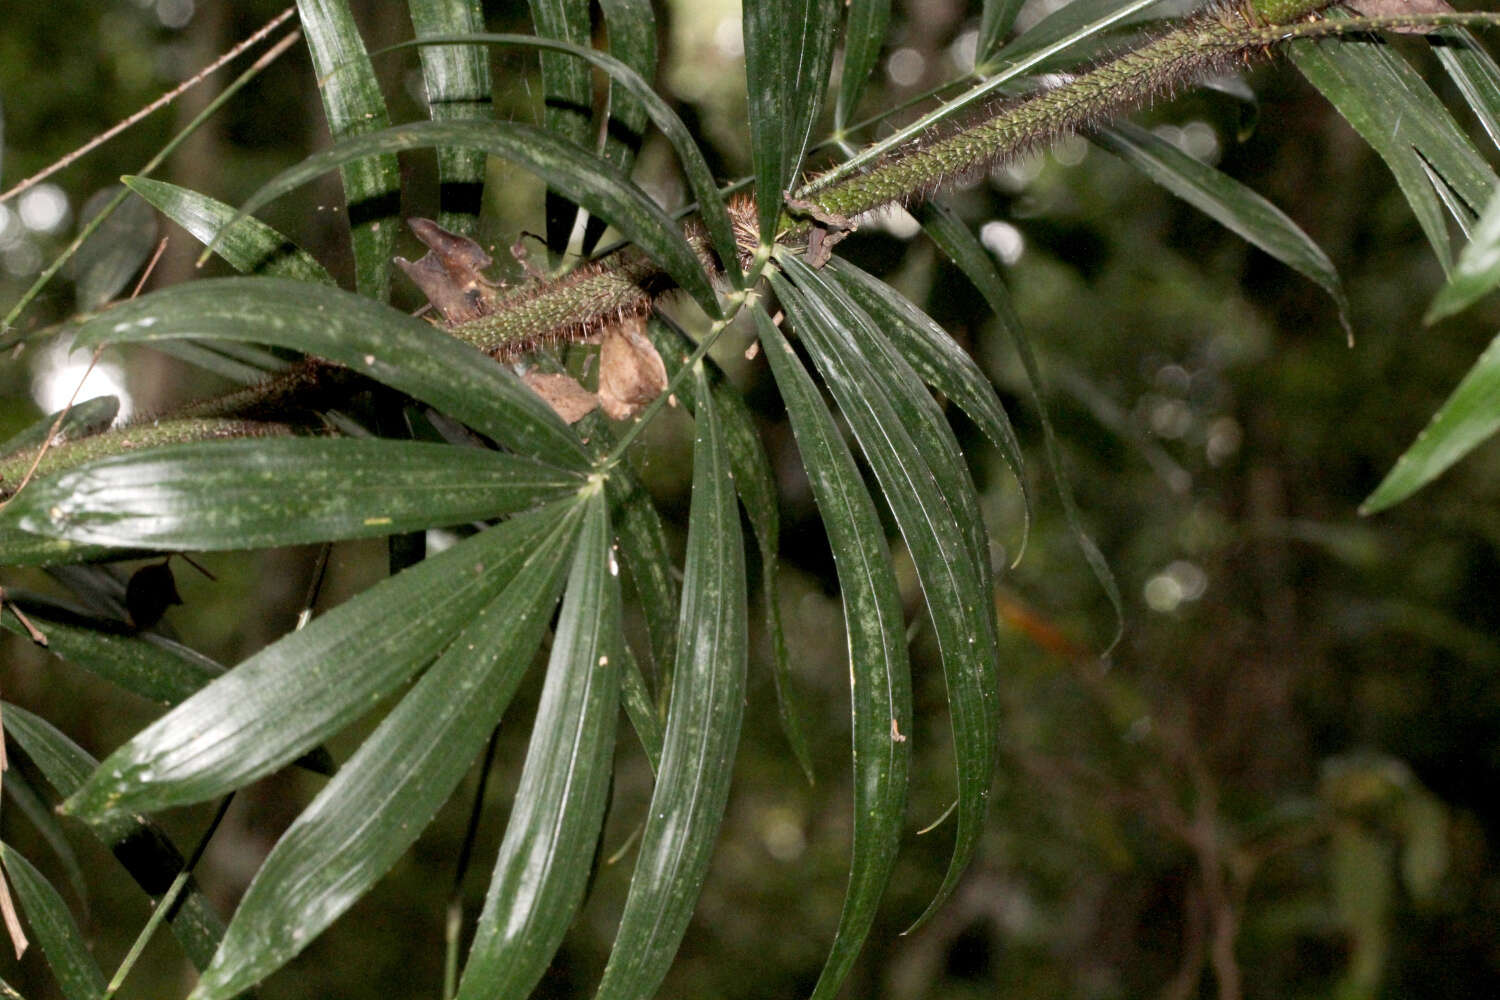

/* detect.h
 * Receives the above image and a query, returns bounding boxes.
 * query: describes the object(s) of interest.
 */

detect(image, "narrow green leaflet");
[756,309,911,1000]
[1423,158,1475,242]
[827,257,1030,544]
[0,528,115,568]
[1093,123,1350,331]
[773,263,997,929]
[71,186,156,312]
[590,0,656,256]
[60,503,569,824]
[147,341,288,385]
[4,774,87,915]
[1433,29,1500,154]
[384,34,740,286]
[3,706,98,813]
[123,176,333,283]
[984,0,1162,72]
[594,366,747,1000]
[0,396,118,458]
[189,503,583,1000]
[596,0,655,166]
[0,603,221,705]
[786,257,999,620]
[744,0,839,241]
[618,639,663,772]
[975,0,1027,66]
[802,0,1160,196]
[1292,20,1500,269]
[606,468,679,697]
[296,0,400,300]
[527,0,592,252]
[1362,331,1500,513]
[69,277,587,466]
[648,315,813,782]
[4,703,230,972]
[836,0,891,129]
[923,203,1125,647]
[562,400,678,726]
[409,0,492,237]
[0,845,104,1000]
[3,437,581,550]
[219,121,721,319]
[1427,182,1500,324]
[457,491,619,1000]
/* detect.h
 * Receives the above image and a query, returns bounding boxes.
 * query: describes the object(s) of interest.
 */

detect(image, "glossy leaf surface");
[594,365,747,1000]
[774,259,999,929]
[69,277,587,466]
[1363,331,1500,513]
[837,0,891,128]
[757,309,912,999]
[1433,29,1500,154]
[744,0,839,240]
[224,121,721,319]
[1094,122,1349,328]
[1292,19,1500,269]
[3,437,581,550]
[591,0,656,255]
[607,469,678,696]
[1427,182,1500,324]
[0,604,221,705]
[648,316,812,780]
[526,0,592,251]
[190,503,583,1000]
[61,503,571,824]
[0,846,103,1000]
[827,257,1029,543]
[0,396,119,457]
[3,703,229,971]
[296,0,399,299]
[408,0,492,236]
[457,491,618,999]
[123,176,332,283]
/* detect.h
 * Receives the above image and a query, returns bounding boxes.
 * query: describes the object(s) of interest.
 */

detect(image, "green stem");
[797,0,1171,200]
[809,1,1353,218]
[102,795,235,1000]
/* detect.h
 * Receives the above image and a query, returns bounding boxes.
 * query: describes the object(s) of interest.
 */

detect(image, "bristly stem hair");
[427,0,1500,359]
[9,0,1500,480]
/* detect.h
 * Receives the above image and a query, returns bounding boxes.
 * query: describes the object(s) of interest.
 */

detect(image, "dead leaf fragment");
[522,372,599,424]
[598,316,668,421]
[395,218,499,324]
[0,865,26,960]
[785,196,857,268]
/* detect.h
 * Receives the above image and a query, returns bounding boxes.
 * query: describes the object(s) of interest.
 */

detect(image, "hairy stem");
[0,420,292,501]
[18,0,1500,476]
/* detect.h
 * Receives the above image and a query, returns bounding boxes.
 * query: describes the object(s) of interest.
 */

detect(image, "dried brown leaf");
[598,315,668,420]
[395,218,500,323]
[522,371,600,424]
